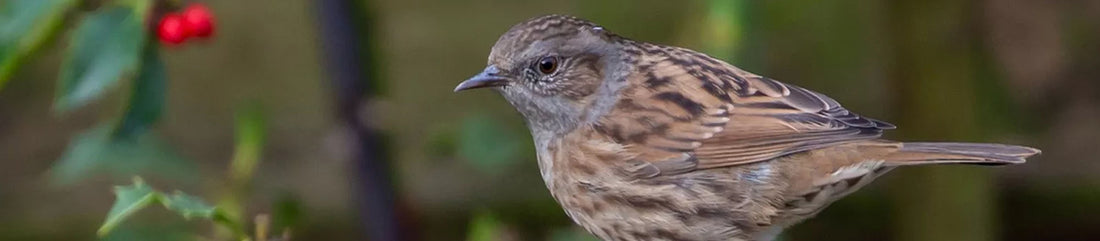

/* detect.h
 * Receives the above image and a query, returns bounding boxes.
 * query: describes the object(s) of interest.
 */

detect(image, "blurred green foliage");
[0,0,76,89]
[102,222,195,241]
[0,0,189,186]
[229,104,266,184]
[701,0,745,61]
[0,1,288,238]
[270,194,304,234]
[465,209,503,241]
[115,45,166,139]
[458,114,524,174]
[51,124,193,185]
[54,4,148,112]
[95,104,276,240]
[49,39,189,185]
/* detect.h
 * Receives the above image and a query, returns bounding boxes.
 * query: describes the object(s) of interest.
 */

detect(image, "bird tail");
[883,142,1040,166]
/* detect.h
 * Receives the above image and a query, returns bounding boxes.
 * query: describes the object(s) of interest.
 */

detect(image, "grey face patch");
[499,84,583,135]
[488,17,625,136]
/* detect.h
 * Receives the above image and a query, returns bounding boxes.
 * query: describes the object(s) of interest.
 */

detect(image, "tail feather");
[884,142,1040,166]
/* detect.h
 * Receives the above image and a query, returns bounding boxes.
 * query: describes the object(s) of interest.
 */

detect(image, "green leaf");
[0,0,78,90]
[98,177,161,236]
[229,104,266,183]
[50,124,196,185]
[271,194,303,231]
[101,222,196,241]
[457,115,523,174]
[167,190,247,239]
[549,227,600,241]
[466,209,502,241]
[213,104,267,240]
[54,5,147,112]
[98,177,243,239]
[114,46,165,139]
[702,0,747,61]
[162,191,218,220]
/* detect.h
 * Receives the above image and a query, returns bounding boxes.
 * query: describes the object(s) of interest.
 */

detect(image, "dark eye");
[537,56,558,74]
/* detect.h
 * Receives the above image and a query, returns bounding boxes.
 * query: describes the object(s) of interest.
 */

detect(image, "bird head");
[455,15,631,134]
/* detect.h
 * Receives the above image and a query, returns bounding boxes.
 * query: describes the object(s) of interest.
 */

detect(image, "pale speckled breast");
[539,128,799,241]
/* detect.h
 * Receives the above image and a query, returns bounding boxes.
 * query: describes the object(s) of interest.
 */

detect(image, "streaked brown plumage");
[454,15,1040,241]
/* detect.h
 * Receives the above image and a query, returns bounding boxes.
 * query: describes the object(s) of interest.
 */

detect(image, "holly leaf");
[162,191,218,220]
[101,223,195,241]
[98,177,160,236]
[0,0,78,90]
[164,190,246,238]
[114,46,166,139]
[98,177,244,238]
[50,124,195,185]
[54,5,146,112]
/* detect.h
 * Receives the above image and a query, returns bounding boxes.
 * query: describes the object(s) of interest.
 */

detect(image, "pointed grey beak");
[455,66,509,92]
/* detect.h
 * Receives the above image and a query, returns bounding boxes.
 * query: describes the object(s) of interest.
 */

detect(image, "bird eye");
[537,56,558,74]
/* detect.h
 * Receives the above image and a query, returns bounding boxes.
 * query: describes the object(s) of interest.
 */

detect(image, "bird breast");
[534,128,790,241]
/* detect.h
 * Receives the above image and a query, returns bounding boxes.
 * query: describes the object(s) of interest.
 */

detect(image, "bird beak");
[455,66,509,92]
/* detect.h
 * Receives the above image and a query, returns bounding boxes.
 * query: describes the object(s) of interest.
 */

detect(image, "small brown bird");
[454,15,1039,241]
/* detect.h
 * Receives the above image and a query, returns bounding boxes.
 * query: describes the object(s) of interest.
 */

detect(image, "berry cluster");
[156,3,215,45]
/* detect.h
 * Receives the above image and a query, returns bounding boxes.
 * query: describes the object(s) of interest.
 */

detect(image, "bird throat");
[501,89,583,136]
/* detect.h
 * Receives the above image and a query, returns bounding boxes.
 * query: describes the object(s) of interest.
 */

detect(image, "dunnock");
[454,15,1038,241]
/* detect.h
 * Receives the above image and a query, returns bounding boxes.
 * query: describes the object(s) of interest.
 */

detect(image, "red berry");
[157,13,191,45]
[181,4,215,38]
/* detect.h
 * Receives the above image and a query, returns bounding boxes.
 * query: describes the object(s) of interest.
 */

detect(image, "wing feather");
[594,45,894,177]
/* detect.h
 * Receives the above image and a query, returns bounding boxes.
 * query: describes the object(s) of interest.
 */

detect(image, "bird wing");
[691,75,896,168]
[595,47,895,178]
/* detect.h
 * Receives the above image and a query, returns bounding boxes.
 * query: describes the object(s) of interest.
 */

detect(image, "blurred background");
[1,0,1098,240]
